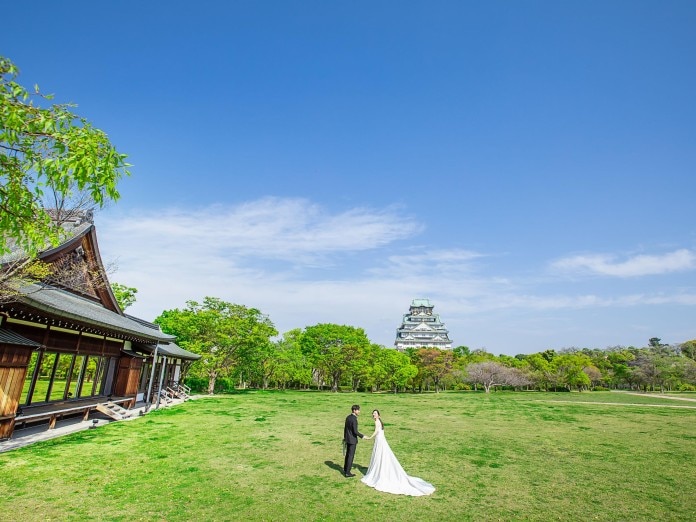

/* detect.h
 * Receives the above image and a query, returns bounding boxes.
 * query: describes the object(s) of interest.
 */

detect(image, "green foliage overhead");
[0,56,129,256]
[110,282,137,311]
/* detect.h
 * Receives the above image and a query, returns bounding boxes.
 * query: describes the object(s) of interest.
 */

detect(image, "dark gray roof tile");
[0,328,42,347]
[17,284,175,342]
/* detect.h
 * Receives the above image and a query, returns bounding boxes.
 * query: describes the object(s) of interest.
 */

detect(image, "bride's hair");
[373,409,384,431]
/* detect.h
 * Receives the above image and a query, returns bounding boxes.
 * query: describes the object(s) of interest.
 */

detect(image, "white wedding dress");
[361,422,435,496]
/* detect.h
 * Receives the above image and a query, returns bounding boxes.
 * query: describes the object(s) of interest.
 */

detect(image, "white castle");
[394,298,452,351]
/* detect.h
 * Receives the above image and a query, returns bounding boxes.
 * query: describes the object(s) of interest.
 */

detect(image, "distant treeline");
[182,322,696,395]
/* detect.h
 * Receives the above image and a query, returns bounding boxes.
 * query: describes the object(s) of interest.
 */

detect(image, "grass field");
[1,391,694,521]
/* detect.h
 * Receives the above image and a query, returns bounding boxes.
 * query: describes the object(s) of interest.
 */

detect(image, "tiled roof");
[136,342,201,361]
[0,222,93,265]
[15,284,175,342]
[0,328,42,347]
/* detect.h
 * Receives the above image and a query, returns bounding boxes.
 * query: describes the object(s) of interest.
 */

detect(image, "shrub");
[593,386,611,391]
[183,377,207,393]
[214,378,236,393]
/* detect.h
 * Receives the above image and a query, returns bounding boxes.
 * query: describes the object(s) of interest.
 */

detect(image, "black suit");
[343,413,363,475]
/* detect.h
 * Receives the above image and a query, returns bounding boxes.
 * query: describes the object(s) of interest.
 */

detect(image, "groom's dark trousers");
[343,413,363,475]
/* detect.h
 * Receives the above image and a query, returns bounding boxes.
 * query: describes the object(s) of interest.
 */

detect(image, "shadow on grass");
[325,460,368,477]
[325,460,344,475]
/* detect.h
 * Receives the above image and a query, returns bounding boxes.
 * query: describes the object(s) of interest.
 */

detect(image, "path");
[537,400,696,409]
[620,391,696,403]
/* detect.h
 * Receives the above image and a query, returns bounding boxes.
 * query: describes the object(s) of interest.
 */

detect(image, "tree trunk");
[207,372,217,395]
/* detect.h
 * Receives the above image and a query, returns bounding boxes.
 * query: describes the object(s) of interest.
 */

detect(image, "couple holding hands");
[343,404,435,497]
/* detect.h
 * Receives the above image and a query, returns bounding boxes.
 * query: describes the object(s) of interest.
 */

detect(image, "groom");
[343,404,364,477]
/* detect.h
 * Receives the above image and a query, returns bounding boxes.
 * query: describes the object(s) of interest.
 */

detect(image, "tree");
[0,258,53,303]
[465,361,510,393]
[648,337,664,348]
[524,353,554,391]
[368,346,417,393]
[155,297,277,394]
[453,345,471,358]
[505,366,533,390]
[540,349,557,362]
[270,329,312,389]
[412,348,454,392]
[300,324,370,392]
[679,340,696,361]
[110,282,137,311]
[1,56,129,257]
[552,354,593,391]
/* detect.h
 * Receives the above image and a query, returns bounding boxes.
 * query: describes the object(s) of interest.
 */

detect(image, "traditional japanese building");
[0,213,199,440]
[394,298,453,351]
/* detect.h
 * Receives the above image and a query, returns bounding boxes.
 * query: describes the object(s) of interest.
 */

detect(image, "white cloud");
[371,249,487,277]
[98,198,427,320]
[96,200,696,353]
[551,249,696,277]
[106,198,422,264]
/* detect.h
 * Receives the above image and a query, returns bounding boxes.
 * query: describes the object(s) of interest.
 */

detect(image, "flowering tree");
[465,361,510,393]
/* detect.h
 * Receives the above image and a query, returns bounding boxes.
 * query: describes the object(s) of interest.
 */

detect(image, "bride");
[361,409,435,496]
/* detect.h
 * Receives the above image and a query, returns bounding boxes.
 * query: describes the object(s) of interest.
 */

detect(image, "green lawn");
[1,391,694,521]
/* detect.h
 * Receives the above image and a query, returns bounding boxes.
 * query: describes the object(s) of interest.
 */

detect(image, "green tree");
[540,349,557,362]
[453,345,471,358]
[155,297,277,394]
[0,56,129,257]
[110,282,137,311]
[552,354,593,391]
[368,346,417,393]
[412,348,455,392]
[524,353,554,391]
[679,340,696,361]
[300,323,370,392]
[648,337,664,349]
[271,329,312,389]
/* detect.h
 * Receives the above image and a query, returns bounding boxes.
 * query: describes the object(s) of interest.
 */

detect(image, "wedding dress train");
[361,424,435,496]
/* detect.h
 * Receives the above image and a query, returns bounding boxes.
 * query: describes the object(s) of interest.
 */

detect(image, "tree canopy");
[0,55,129,257]
[300,323,370,392]
[110,282,138,311]
[155,297,277,395]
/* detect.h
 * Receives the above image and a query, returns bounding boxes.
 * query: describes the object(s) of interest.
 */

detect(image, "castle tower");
[394,298,453,351]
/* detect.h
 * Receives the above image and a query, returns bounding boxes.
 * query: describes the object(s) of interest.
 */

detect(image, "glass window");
[68,355,86,399]
[94,357,110,396]
[49,353,72,401]
[140,361,152,393]
[90,357,106,396]
[20,351,40,405]
[32,352,57,404]
[81,356,98,397]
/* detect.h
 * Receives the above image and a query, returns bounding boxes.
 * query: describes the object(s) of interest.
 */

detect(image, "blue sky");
[4,1,695,354]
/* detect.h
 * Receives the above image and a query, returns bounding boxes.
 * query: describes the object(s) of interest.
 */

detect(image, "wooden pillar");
[0,345,32,439]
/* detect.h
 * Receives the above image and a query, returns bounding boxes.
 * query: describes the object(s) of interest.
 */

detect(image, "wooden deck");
[14,396,135,429]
